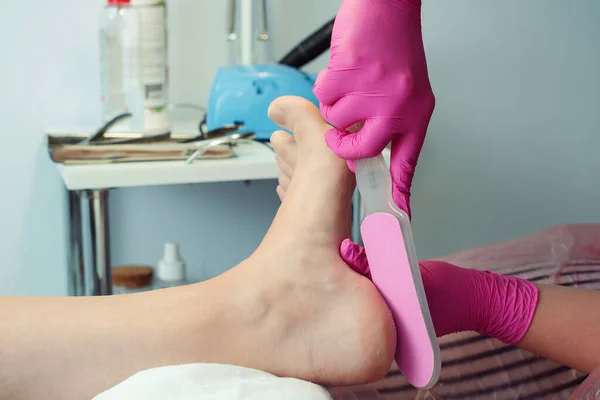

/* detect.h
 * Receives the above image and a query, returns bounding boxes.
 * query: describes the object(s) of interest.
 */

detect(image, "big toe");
[268,96,330,146]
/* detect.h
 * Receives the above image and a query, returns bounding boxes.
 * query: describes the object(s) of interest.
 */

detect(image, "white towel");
[94,363,332,400]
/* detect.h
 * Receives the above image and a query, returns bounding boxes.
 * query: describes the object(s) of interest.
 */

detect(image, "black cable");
[198,113,208,138]
[84,113,132,145]
[278,17,335,69]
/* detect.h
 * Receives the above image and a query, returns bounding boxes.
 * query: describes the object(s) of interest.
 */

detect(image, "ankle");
[174,270,269,366]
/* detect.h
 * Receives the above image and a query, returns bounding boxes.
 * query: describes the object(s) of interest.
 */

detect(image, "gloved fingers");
[346,160,355,173]
[417,260,436,283]
[392,186,412,219]
[313,69,347,106]
[324,118,393,160]
[340,238,371,278]
[343,124,361,174]
[319,95,370,131]
[389,133,426,215]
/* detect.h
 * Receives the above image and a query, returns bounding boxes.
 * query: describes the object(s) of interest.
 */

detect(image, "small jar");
[112,265,154,294]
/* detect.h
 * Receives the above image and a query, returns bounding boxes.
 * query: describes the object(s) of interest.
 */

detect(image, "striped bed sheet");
[328,224,600,399]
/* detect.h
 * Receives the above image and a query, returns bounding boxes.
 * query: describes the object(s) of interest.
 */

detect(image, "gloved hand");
[313,0,435,216]
[341,240,539,342]
[269,98,538,344]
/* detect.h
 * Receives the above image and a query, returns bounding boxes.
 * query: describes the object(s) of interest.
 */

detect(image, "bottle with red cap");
[100,0,169,134]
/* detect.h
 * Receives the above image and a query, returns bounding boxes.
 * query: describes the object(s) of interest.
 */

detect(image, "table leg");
[67,190,85,296]
[85,189,112,296]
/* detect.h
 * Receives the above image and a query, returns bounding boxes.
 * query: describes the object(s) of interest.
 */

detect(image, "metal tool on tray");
[79,113,133,145]
[184,132,255,164]
[178,123,243,143]
[47,123,253,165]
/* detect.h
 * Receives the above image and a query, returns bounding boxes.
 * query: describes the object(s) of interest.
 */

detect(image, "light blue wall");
[0,0,105,295]
[0,0,599,295]
[414,0,600,257]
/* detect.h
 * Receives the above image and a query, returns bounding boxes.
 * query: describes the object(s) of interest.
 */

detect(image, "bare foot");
[225,96,396,386]
[0,96,396,400]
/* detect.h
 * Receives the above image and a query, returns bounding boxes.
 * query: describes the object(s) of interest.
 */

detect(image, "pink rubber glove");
[341,240,539,342]
[314,0,435,215]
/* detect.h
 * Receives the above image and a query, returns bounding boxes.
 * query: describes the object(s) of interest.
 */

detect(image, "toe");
[276,185,286,201]
[271,130,295,159]
[268,96,330,141]
[271,130,297,179]
[276,154,294,181]
[278,170,291,192]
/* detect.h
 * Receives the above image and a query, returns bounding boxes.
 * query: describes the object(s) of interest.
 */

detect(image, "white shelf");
[56,141,279,190]
[56,140,392,191]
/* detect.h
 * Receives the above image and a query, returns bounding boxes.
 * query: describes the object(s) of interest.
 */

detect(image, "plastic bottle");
[154,242,188,288]
[99,0,170,134]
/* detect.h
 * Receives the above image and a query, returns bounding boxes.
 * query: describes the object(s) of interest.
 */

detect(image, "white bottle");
[155,242,187,288]
[100,0,130,131]
[100,0,170,134]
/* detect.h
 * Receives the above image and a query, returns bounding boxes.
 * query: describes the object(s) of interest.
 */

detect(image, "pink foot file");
[355,155,441,389]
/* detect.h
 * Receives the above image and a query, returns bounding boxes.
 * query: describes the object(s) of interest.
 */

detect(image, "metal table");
[57,141,281,296]
[56,140,385,296]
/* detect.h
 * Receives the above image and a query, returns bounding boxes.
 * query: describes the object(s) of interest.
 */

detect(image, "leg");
[0,97,395,399]
[67,190,84,296]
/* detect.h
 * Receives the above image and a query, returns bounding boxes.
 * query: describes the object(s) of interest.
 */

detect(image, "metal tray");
[46,130,248,165]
